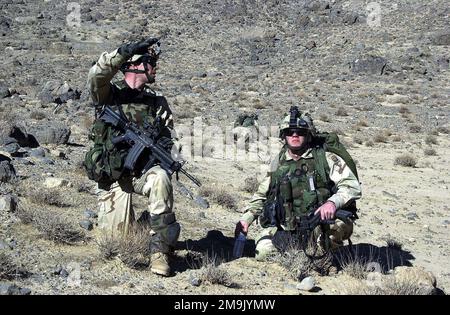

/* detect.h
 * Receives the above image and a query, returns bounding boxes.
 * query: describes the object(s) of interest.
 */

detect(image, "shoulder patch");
[330,154,346,174]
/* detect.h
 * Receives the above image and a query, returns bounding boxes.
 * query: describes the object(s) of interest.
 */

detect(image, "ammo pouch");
[84,119,129,188]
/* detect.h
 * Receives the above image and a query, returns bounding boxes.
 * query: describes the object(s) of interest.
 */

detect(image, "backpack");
[311,131,359,214]
[83,119,129,188]
[311,131,359,180]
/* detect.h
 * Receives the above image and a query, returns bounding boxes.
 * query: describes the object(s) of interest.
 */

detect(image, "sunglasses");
[284,128,308,136]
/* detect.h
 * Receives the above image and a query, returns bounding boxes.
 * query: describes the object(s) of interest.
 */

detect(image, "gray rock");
[197,211,206,219]
[0,282,31,295]
[189,274,202,287]
[84,209,98,219]
[29,147,46,158]
[0,194,18,212]
[79,219,93,231]
[40,157,55,165]
[431,31,450,46]
[194,195,209,209]
[0,160,16,183]
[0,240,12,250]
[60,269,69,278]
[0,82,10,98]
[436,56,449,71]
[406,212,419,221]
[1,142,20,155]
[0,283,19,295]
[52,266,63,275]
[44,177,69,188]
[19,288,31,295]
[28,123,71,145]
[0,124,30,147]
[296,276,316,292]
[350,56,389,75]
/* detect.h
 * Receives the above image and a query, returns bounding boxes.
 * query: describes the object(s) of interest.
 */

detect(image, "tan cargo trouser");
[254,218,354,261]
[96,165,179,253]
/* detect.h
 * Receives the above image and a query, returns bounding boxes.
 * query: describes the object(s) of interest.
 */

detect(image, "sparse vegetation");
[424,148,437,156]
[374,133,388,143]
[353,135,364,145]
[336,107,348,116]
[425,135,438,145]
[319,114,330,122]
[271,233,332,280]
[342,276,434,295]
[437,126,449,134]
[20,208,86,244]
[394,154,417,167]
[199,253,233,287]
[242,177,258,194]
[200,187,237,210]
[30,111,47,120]
[0,252,28,280]
[365,140,374,147]
[409,125,421,133]
[399,105,410,114]
[386,238,403,251]
[356,119,369,127]
[97,224,152,269]
[28,189,71,207]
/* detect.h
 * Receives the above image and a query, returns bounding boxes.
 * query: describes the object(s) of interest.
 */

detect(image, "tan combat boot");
[151,252,171,277]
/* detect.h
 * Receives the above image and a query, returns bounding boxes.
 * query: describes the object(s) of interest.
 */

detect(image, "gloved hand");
[118,37,159,59]
[234,220,249,238]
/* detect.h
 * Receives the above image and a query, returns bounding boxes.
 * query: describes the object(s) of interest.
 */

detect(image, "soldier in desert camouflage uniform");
[87,37,178,276]
[235,108,362,260]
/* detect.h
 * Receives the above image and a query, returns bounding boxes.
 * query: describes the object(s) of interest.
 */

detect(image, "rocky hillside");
[0,0,449,295]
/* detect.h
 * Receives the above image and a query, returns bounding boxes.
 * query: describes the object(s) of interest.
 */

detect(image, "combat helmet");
[279,106,316,138]
[120,40,161,82]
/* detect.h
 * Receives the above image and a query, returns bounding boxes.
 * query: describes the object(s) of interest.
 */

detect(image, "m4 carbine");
[98,105,201,187]
[297,209,354,233]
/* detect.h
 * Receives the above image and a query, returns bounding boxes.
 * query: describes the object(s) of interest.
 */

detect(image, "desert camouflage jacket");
[87,49,173,139]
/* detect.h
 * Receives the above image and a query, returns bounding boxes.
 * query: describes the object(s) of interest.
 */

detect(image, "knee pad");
[255,238,277,261]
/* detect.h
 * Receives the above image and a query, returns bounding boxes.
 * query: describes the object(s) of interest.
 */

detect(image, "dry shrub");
[270,233,332,280]
[20,208,85,244]
[394,154,417,167]
[425,135,438,145]
[365,140,374,147]
[29,111,47,120]
[353,135,364,145]
[374,133,388,143]
[336,107,348,116]
[342,276,434,295]
[386,238,403,251]
[199,253,233,287]
[356,119,369,127]
[199,187,237,210]
[97,224,152,269]
[242,177,258,194]
[27,189,71,207]
[319,114,330,122]
[424,148,437,156]
[97,233,121,260]
[0,252,28,280]
[436,126,449,134]
[398,105,410,114]
[409,125,421,133]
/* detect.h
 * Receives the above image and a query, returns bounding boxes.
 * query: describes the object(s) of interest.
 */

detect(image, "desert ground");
[0,0,449,295]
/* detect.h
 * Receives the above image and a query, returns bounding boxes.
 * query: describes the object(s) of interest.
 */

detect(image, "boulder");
[28,123,71,145]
